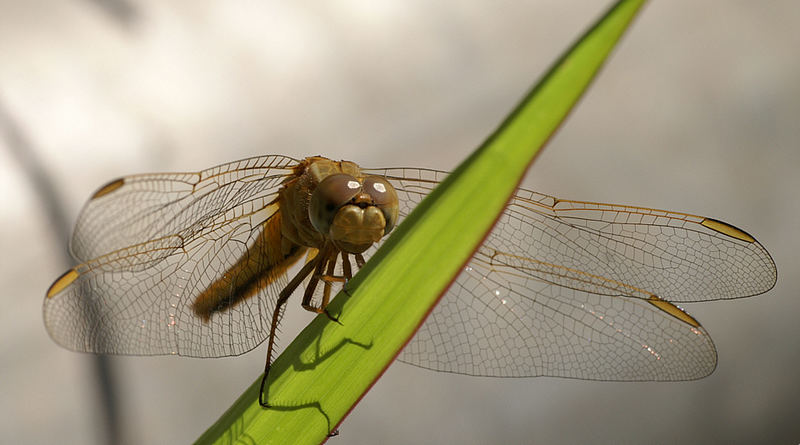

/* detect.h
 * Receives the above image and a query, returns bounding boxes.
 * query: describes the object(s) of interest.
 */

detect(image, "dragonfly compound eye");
[363,176,399,235]
[309,173,361,235]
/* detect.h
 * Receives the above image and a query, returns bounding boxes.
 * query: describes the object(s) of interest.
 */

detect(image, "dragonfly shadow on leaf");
[261,295,374,408]
[290,333,373,374]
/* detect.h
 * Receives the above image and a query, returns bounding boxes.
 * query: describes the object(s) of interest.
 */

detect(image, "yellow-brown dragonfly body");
[44,155,777,406]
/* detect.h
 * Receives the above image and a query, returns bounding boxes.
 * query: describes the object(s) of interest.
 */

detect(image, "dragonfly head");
[309,173,399,253]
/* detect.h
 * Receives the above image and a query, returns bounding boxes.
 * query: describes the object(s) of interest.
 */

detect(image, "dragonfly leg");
[355,253,366,268]
[341,252,352,280]
[320,256,343,323]
[301,248,342,323]
[321,254,337,309]
[260,254,322,408]
[300,247,329,312]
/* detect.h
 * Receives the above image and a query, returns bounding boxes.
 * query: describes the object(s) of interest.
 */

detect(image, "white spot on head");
[347,180,360,189]
[373,182,386,193]
[494,289,501,296]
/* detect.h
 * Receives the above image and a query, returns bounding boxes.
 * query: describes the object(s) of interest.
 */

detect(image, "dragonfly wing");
[367,167,776,379]
[401,241,717,380]
[370,167,776,303]
[505,191,776,303]
[70,155,299,261]
[44,155,302,357]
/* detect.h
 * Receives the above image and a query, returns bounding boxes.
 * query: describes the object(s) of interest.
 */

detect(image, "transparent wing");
[365,167,777,380]
[70,155,300,261]
[44,155,301,357]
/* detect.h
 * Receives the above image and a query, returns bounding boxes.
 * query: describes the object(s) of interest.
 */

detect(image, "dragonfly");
[44,155,777,408]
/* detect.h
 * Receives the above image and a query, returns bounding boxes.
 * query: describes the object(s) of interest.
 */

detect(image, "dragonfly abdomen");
[191,211,306,321]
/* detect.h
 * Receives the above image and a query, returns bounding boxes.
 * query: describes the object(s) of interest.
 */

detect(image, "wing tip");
[700,218,756,243]
[647,295,702,329]
[46,268,79,298]
[91,178,125,199]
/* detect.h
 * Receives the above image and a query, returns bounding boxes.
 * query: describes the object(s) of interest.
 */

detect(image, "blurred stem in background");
[84,0,139,28]
[0,99,123,445]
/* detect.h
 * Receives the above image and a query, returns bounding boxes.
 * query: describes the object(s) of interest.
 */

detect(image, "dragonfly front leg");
[354,253,366,269]
[301,248,344,323]
[341,251,353,280]
[259,254,322,408]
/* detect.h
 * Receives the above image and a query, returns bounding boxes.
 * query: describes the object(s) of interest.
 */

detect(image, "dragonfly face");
[43,154,776,402]
[290,157,398,254]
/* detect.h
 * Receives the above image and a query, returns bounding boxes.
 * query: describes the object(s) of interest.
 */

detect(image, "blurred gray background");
[1,1,798,444]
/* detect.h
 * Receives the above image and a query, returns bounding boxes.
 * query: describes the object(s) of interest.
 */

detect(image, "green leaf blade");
[196,1,646,444]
